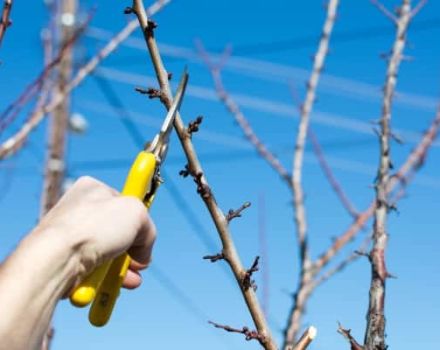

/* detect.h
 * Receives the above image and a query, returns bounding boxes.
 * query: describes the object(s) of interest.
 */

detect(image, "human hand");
[38,176,156,291]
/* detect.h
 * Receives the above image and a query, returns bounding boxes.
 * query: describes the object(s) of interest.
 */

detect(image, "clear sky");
[1,0,440,349]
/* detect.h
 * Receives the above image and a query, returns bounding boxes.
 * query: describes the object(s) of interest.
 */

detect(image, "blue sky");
[1,0,440,349]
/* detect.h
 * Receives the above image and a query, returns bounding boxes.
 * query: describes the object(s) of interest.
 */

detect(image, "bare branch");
[370,0,398,23]
[338,323,364,350]
[312,234,371,289]
[292,326,317,350]
[365,2,411,348]
[0,0,12,48]
[226,201,251,222]
[284,0,339,346]
[195,40,292,187]
[131,1,277,348]
[242,256,260,291]
[308,129,359,218]
[203,253,224,262]
[0,0,171,161]
[410,0,427,17]
[0,11,92,135]
[208,321,265,342]
[314,104,440,273]
[187,115,203,137]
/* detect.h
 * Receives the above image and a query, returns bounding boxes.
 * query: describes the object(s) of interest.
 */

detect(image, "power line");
[85,27,439,112]
[220,17,440,55]
[93,66,440,148]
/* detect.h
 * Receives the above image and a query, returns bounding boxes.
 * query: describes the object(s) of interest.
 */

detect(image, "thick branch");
[365,2,411,349]
[0,0,170,160]
[40,0,76,215]
[293,326,317,350]
[131,1,277,349]
[284,0,339,347]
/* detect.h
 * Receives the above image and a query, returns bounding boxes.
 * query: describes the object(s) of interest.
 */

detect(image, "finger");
[130,258,149,271]
[127,211,156,266]
[122,269,142,289]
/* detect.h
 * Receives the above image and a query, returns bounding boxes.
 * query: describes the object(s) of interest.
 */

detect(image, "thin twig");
[196,41,292,187]
[308,129,359,218]
[208,321,265,342]
[370,0,398,23]
[0,0,12,48]
[312,234,371,289]
[338,323,364,350]
[226,201,251,222]
[0,30,54,159]
[410,0,427,17]
[365,2,411,348]
[284,0,339,347]
[131,1,277,348]
[0,0,171,160]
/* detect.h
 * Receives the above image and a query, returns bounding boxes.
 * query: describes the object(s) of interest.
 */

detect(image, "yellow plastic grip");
[69,151,157,323]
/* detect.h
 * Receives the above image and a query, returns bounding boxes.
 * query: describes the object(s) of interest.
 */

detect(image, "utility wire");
[221,17,440,56]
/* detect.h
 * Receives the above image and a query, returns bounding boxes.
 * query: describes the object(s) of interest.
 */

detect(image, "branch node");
[179,164,191,178]
[123,6,134,14]
[203,252,225,262]
[187,116,204,137]
[242,256,259,291]
[193,171,212,199]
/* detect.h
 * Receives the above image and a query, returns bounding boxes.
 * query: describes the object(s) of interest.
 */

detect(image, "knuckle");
[75,176,100,188]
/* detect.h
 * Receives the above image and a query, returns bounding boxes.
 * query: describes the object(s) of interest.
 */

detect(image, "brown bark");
[132,1,278,348]
[364,2,411,349]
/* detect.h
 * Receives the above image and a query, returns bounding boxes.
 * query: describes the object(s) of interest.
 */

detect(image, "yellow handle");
[69,151,157,324]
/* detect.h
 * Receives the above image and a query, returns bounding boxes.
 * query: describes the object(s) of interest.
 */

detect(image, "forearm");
[0,227,85,350]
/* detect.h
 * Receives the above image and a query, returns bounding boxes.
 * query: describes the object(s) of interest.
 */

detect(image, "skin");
[0,176,156,350]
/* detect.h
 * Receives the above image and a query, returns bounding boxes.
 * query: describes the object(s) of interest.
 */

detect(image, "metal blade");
[159,68,189,137]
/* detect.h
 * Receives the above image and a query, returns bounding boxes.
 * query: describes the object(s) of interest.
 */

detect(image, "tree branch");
[130,1,277,349]
[0,10,92,134]
[308,129,359,218]
[338,323,364,350]
[196,41,292,187]
[284,0,339,347]
[370,0,398,23]
[0,0,171,160]
[365,2,411,348]
[292,326,317,350]
[0,0,12,48]
[313,102,440,274]
[312,234,371,289]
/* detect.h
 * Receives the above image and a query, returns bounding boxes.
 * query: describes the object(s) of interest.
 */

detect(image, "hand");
[0,176,156,349]
[38,176,156,290]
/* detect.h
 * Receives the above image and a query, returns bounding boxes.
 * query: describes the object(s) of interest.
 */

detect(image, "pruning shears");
[69,69,189,327]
